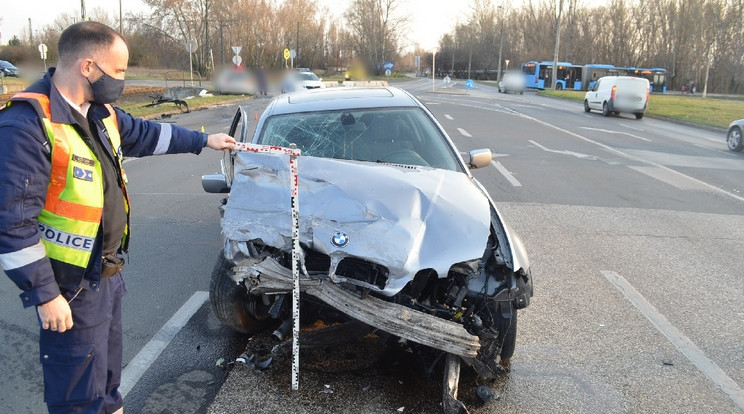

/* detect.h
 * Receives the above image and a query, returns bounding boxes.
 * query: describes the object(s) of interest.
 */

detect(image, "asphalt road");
[1,80,743,413]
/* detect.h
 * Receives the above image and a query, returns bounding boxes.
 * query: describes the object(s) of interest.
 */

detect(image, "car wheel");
[496,301,518,362]
[584,100,591,113]
[727,126,744,152]
[209,252,273,334]
[602,102,611,116]
[635,112,644,119]
[555,83,563,90]
[519,91,524,95]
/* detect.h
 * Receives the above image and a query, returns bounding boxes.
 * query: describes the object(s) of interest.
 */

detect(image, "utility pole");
[81,0,86,21]
[551,0,563,90]
[204,0,210,74]
[296,22,300,65]
[119,0,123,34]
[497,5,504,81]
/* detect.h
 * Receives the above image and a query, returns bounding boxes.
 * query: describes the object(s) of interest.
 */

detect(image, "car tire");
[496,302,518,361]
[519,91,524,95]
[209,252,272,334]
[602,102,611,116]
[555,83,563,90]
[727,126,744,152]
[584,100,591,113]
[635,112,644,119]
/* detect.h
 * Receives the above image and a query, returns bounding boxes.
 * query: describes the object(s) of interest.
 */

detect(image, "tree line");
[1,0,741,93]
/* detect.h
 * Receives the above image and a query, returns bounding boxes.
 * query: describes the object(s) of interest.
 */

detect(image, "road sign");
[383,61,394,71]
[465,79,474,89]
[232,55,242,66]
[385,69,391,77]
[186,39,198,53]
[38,43,48,70]
[283,48,290,60]
[231,46,242,55]
[290,49,297,59]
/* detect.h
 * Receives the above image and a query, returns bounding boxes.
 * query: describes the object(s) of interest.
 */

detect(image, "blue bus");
[521,61,583,90]
[623,67,667,93]
[524,61,668,93]
[581,64,625,91]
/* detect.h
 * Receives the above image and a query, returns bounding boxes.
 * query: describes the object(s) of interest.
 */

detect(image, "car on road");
[0,60,19,77]
[281,70,325,93]
[498,71,526,94]
[202,86,533,412]
[584,75,649,119]
[727,119,744,152]
[213,68,256,95]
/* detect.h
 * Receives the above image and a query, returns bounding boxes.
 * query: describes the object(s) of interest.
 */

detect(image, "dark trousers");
[39,274,126,414]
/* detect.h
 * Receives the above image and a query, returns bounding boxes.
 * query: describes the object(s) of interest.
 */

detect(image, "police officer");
[0,21,236,413]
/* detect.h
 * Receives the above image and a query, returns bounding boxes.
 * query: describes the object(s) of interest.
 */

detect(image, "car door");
[587,80,602,109]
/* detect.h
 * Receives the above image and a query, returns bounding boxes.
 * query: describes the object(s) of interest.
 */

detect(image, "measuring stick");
[234,141,302,390]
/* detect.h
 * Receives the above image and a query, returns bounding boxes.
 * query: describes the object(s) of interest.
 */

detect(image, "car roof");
[266,86,421,116]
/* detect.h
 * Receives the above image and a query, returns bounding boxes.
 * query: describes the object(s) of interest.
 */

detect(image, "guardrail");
[156,70,206,88]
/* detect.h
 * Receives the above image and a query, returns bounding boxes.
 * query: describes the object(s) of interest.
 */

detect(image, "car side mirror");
[468,149,492,169]
[202,173,230,193]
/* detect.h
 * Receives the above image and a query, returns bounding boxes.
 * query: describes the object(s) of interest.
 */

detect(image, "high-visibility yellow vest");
[8,92,131,271]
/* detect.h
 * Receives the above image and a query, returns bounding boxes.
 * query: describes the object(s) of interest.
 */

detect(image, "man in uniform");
[0,21,236,413]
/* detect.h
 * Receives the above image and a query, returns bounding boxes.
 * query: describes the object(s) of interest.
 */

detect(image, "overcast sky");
[0,0,474,52]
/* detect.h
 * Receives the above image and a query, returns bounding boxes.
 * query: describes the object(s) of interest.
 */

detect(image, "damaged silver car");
[202,86,533,412]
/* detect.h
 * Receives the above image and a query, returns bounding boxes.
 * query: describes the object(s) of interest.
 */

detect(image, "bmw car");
[202,86,533,412]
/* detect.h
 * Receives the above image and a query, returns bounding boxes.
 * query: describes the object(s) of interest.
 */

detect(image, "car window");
[258,108,462,171]
[297,73,319,81]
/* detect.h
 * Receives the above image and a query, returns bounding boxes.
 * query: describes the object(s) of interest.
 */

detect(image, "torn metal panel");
[233,256,481,358]
[223,151,491,296]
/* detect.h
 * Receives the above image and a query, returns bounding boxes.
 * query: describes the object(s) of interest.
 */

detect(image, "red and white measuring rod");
[234,141,303,390]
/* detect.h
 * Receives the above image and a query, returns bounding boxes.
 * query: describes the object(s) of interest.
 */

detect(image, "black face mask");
[88,62,125,104]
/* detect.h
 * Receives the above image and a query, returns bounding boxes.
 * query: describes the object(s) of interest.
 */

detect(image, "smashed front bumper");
[233,255,481,358]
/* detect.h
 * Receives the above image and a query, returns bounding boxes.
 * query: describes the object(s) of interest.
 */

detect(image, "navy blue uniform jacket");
[0,69,208,308]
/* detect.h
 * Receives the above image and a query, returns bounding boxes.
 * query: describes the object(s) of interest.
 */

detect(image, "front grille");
[336,257,389,290]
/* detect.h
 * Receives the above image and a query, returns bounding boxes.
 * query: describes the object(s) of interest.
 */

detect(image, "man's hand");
[206,133,237,151]
[37,295,74,333]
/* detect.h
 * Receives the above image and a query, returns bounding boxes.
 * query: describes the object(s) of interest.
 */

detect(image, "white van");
[584,76,650,119]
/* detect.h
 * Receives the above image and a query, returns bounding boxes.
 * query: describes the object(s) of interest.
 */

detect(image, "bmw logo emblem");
[331,232,349,248]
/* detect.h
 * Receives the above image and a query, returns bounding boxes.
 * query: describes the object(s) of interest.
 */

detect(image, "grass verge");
[117,93,249,119]
[539,90,742,129]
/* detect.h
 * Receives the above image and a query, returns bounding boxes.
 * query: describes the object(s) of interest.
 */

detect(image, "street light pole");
[497,5,504,81]
[551,0,563,90]
[432,50,437,92]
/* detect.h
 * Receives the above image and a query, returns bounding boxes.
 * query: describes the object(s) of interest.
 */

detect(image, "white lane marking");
[602,271,744,411]
[618,123,645,132]
[490,161,522,187]
[457,128,472,137]
[528,140,598,160]
[580,127,651,142]
[706,138,719,143]
[120,291,209,398]
[444,114,454,120]
[693,144,737,156]
[628,166,713,191]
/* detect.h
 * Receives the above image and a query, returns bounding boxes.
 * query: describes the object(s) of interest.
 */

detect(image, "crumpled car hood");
[222,152,491,295]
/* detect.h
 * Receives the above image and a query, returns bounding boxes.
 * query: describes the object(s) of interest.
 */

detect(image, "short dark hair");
[57,21,124,64]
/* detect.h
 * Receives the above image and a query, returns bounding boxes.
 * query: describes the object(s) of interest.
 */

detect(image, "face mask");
[88,62,125,104]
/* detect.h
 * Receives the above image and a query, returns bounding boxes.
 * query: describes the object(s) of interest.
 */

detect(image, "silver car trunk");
[222,151,491,296]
